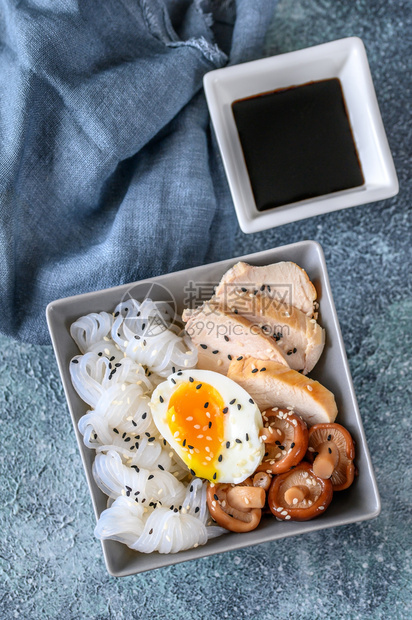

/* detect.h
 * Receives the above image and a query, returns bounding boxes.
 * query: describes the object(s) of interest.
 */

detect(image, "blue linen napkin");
[0,0,276,343]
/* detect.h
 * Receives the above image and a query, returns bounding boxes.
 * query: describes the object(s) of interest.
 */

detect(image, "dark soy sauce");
[232,78,364,211]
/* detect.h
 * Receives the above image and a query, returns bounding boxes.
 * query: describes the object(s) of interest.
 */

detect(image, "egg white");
[149,369,264,484]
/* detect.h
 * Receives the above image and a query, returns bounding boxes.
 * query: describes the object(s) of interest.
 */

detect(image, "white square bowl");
[46,241,380,576]
[204,37,398,233]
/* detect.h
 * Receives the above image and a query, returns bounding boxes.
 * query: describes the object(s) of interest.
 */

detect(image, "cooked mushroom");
[306,423,355,491]
[268,462,333,521]
[257,408,308,475]
[207,478,266,532]
[252,471,272,492]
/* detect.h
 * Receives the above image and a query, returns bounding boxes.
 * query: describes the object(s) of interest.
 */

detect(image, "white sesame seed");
[285,515,291,520]
[319,506,325,510]
[186,416,193,421]
[307,385,313,392]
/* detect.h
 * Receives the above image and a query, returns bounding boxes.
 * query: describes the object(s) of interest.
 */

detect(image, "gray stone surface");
[0,0,411,618]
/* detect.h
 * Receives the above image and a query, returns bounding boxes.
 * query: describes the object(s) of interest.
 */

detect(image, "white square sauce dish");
[46,241,380,576]
[204,37,398,233]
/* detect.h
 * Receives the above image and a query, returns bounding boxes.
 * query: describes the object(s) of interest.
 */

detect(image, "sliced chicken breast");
[220,292,324,374]
[182,304,289,375]
[214,261,317,317]
[227,357,337,425]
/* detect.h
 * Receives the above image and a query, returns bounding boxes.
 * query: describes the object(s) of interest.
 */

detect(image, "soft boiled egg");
[150,369,264,484]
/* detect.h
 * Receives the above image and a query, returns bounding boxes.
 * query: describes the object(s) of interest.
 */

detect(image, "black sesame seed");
[125,486,132,491]
[141,498,146,503]
[174,508,178,513]
[117,333,121,337]
[142,412,147,419]
[237,356,243,361]
[132,420,137,427]
[228,355,232,360]
[108,363,112,369]
[200,344,207,349]
[183,439,186,447]
[114,311,119,317]
[163,439,166,446]
[177,371,183,376]
[158,464,164,471]
[132,465,140,472]
[328,447,332,454]
[171,378,176,384]
[122,432,126,439]
[212,350,219,355]
[267,285,271,292]
[275,440,281,445]
[190,469,196,476]
[148,437,155,442]
[172,366,176,373]
[130,445,135,450]
[237,404,241,410]
[142,323,146,330]
[134,335,140,340]
[224,335,229,342]
[124,437,131,443]
[149,529,153,535]
[230,399,236,405]
[71,359,79,364]
[235,439,242,444]
[189,377,194,383]
[279,445,285,450]
[223,407,228,414]
[246,433,249,441]
[188,445,194,450]
[327,434,332,441]
[213,473,217,480]
[260,367,266,372]
[195,506,200,513]
[249,398,254,404]
[287,351,292,356]
[291,442,295,448]
[208,421,212,428]
[204,402,209,408]
[134,490,140,495]
[170,505,174,510]
[293,348,297,354]
[190,484,194,492]
[260,285,265,291]
[218,455,223,462]
[214,494,218,501]
[159,395,164,403]
[126,490,131,497]
[148,475,154,480]
[251,368,258,373]
[145,432,150,437]
[135,442,139,449]
[253,290,258,295]
[226,441,230,449]
[196,384,202,390]
[98,352,102,357]
[113,428,119,434]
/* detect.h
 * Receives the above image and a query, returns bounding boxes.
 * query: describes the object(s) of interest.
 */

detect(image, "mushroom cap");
[268,461,333,521]
[306,423,355,491]
[257,408,308,475]
[206,480,264,533]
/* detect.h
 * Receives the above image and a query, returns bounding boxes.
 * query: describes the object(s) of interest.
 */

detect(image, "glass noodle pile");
[70,299,225,554]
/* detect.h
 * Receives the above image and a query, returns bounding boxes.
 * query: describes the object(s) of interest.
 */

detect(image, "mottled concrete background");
[1,0,411,618]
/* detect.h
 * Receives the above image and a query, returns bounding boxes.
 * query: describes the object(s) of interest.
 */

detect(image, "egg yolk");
[167,381,225,481]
